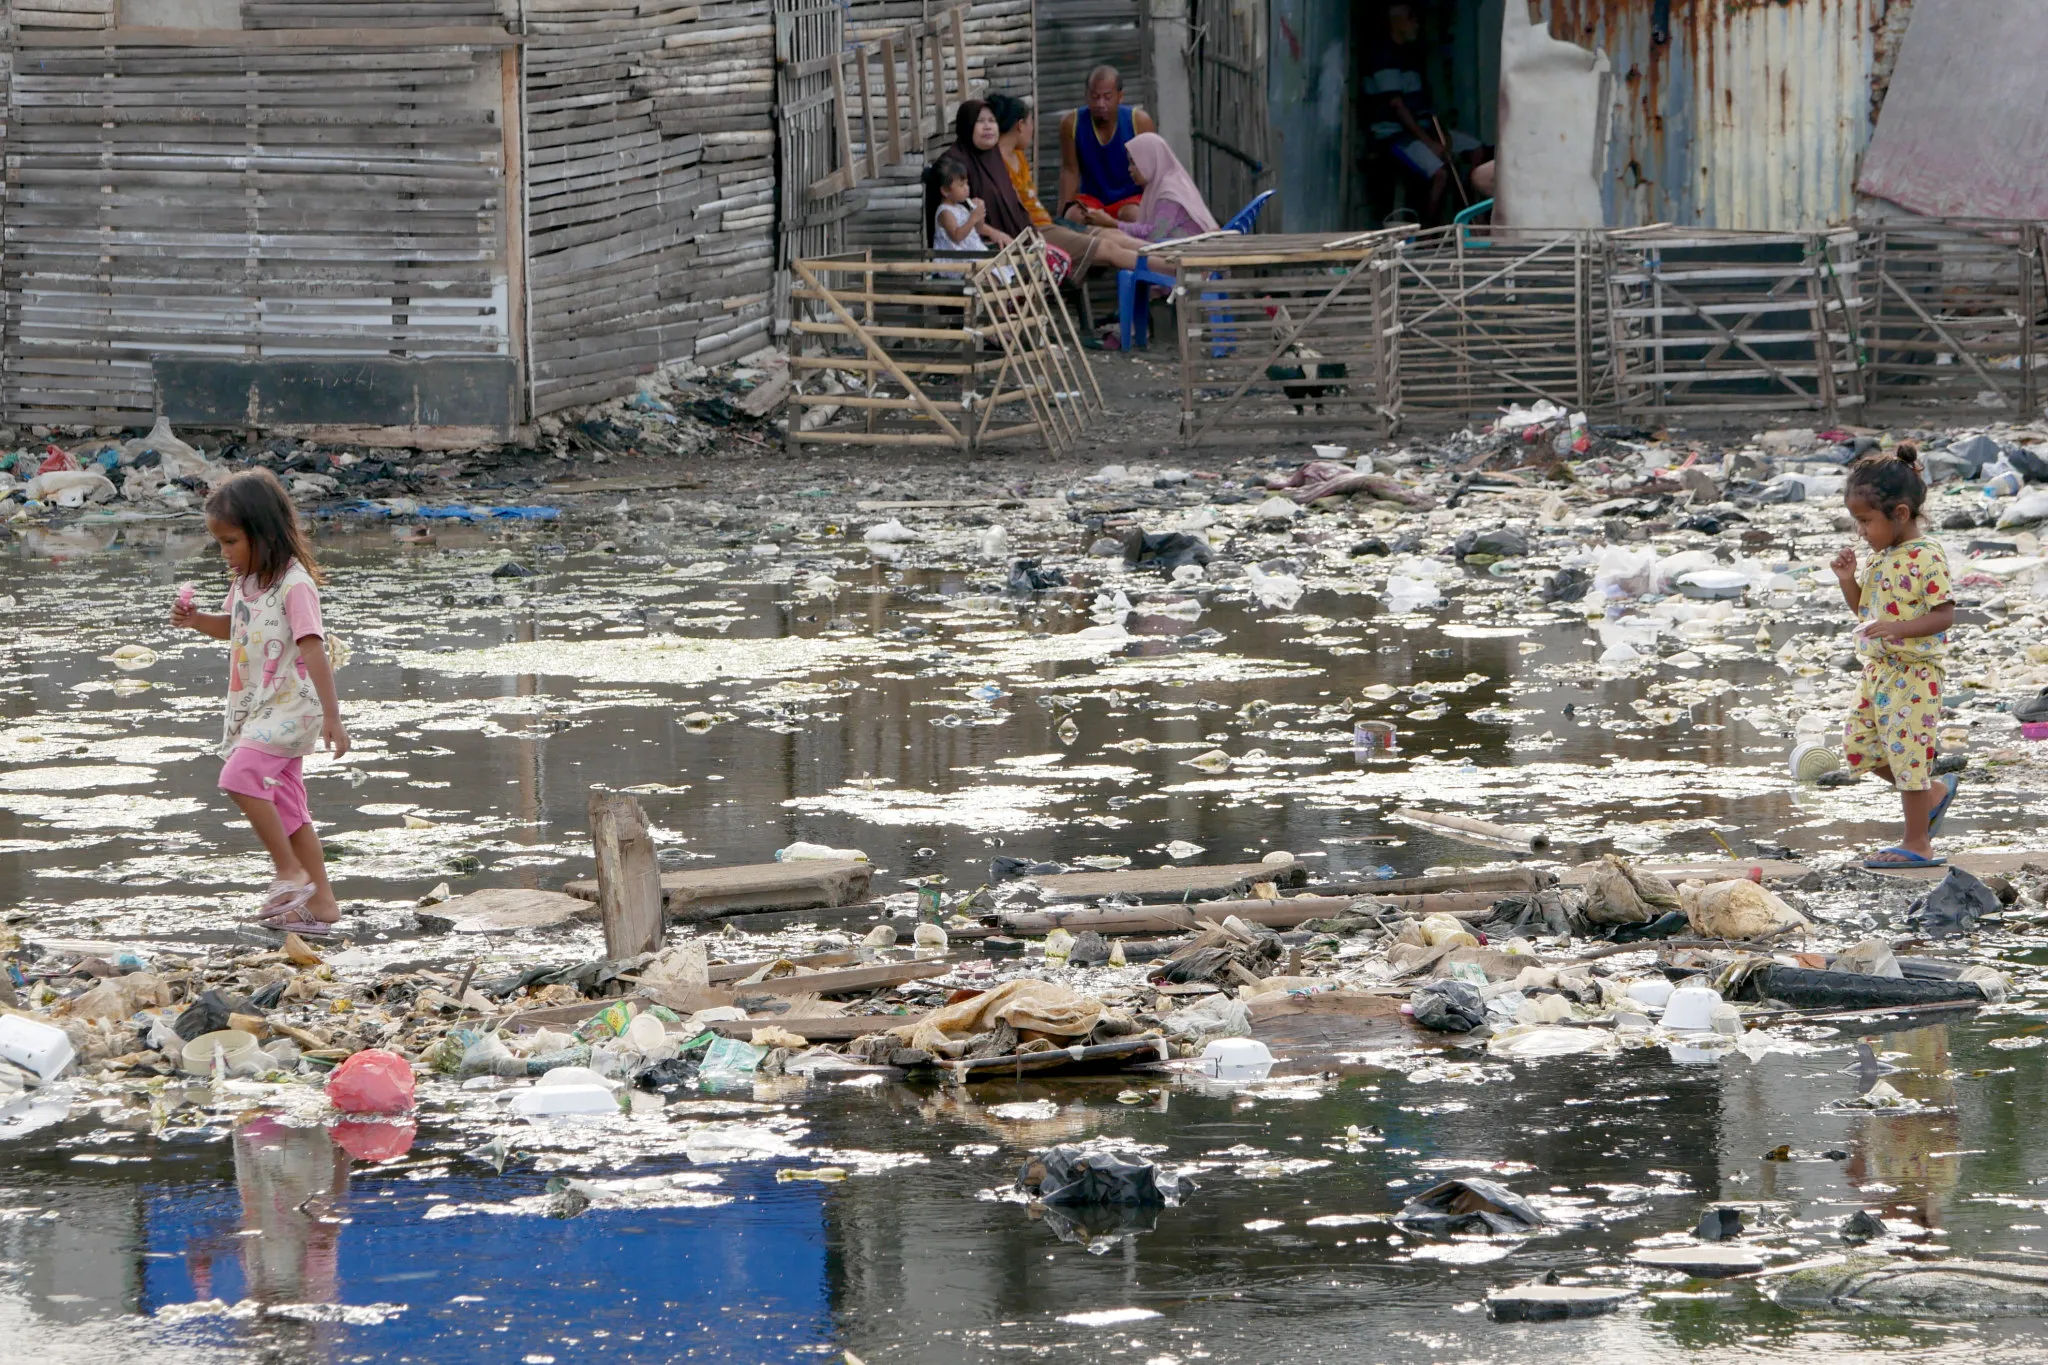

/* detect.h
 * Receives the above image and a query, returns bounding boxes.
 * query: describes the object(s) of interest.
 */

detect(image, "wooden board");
[1248,989,1415,1050]
[704,1012,926,1042]
[1029,858,1307,904]
[727,958,952,998]
[997,896,1356,937]
[416,888,594,934]
[706,949,858,984]
[562,860,872,918]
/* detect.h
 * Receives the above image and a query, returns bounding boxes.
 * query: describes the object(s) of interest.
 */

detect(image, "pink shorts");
[219,748,310,836]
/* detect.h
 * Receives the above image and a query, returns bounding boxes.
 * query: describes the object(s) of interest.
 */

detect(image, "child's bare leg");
[231,792,307,885]
[287,823,340,923]
[1900,786,1936,857]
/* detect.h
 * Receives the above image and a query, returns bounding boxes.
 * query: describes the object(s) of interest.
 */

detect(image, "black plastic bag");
[1018,1146,1196,1207]
[1396,1178,1544,1235]
[1911,867,2000,933]
[1410,979,1486,1033]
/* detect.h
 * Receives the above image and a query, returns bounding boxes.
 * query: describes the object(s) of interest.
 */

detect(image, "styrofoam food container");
[1789,740,1845,782]
[179,1028,261,1077]
[1677,569,1749,600]
[1200,1037,1274,1081]
[512,1081,619,1117]
[1661,985,1724,1032]
[1624,978,1675,1010]
[0,1014,75,1081]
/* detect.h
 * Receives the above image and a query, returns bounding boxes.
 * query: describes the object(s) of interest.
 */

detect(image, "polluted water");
[5,412,2048,1363]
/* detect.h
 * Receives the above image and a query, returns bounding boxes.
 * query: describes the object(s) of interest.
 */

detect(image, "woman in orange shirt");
[987,93,1145,274]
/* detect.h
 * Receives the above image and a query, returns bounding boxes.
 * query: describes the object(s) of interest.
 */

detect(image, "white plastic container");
[0,1015,75,1081]
[1661,985,1724,1032]
[1624,979,1675,1011]
[1312,443,1348,461]
[1789,741,1845,783]
[179,1028,262,1077]
[1200,1037,1274,1081]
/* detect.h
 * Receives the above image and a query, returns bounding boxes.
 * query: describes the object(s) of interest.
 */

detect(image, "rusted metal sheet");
[1533,0,1884,229]
[1858,0,2048,221]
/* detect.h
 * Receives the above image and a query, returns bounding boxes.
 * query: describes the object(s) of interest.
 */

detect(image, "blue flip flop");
[1862,846,1947,871]
[1927,772,1961,838]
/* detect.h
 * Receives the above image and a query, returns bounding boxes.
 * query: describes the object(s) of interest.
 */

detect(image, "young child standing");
[1831,444,1960,868]
[926,154,992,254]
[171,469,349,933]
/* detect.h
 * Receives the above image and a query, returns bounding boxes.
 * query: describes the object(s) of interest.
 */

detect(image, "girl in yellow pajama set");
[1830,443,1960,869]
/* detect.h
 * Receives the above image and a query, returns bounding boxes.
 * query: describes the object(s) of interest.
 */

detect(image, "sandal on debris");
[262,908,337,937]
[248,880,314,922]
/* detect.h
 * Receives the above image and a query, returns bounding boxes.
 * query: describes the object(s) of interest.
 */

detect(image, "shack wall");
[3,5,522,430]
[1526,0,1887,230]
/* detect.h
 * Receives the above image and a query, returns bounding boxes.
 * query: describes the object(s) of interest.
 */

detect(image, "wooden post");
[589,789,663,960]
[882,33,903,166]
[1806,239,1838,423]
[854,43,878,180]
[948,5,968,115]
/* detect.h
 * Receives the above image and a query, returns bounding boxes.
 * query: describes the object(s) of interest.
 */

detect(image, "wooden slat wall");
[2,34,512,427]
[1033,0,1145,206]
[244,0,504,28]
[842,2,1037,253]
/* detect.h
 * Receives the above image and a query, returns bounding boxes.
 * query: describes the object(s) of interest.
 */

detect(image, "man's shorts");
[220,747,311,836]
[1074,192,1143,218]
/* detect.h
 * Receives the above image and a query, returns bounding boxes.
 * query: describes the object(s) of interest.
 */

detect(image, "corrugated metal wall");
[1537,0,1885,229]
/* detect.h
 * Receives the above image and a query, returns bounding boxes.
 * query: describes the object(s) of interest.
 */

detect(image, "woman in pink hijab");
[1115,131,1220,242]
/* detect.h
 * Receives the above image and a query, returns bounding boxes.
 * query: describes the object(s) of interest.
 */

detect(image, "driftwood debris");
[588,789,665,960]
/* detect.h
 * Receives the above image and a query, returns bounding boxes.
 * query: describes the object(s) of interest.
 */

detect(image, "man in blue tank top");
[1058,65,1157,227]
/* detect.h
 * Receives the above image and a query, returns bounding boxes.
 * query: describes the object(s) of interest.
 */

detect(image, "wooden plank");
[1027,857,1306,904]
[704,1012,927,1042]
[562,859,873,917]
[943,1035,1168,1080]
[729,959,954,998]
[706,949,859,984]
[415,887,594,934]
[16,25,520,46]
[589,790,665,959]
[997,896,1356,937]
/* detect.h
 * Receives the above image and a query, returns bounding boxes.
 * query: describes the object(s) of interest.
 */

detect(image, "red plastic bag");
[325,1048,416,1114]
[329,1119,417,1163]
[36,446,77,475]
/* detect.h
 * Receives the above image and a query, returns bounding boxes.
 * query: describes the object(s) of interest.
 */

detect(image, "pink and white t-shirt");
[218,560,326,758]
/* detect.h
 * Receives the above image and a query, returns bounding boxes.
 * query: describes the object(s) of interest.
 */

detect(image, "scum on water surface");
[5,437,2048,1363]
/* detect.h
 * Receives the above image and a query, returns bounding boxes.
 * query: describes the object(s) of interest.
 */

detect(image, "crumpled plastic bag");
[325,1048,416,1114]
[890,978,1111,1053]
[1582,854,1681,925]
[1997,490,2048,528]
[1592,546,1658,599]
[1911,867,2000,932]
[1410,978,1486,1032]
[1017,1145,1196,1207]
[1832,937,1902,978]
[63,971,172,1021]
[25,469,116,507]
[1163,993,1252,1045]
[1396,1177,1545,1235]
[1679,878,1810,940]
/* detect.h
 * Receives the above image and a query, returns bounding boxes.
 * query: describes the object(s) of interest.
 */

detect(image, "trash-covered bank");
[6,408,2048,1362]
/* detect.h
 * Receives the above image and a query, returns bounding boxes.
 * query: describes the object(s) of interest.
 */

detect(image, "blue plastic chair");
[1453,197,1496,249]
[1119,188,1276,350]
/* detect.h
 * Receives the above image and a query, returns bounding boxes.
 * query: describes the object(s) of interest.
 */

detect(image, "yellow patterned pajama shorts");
[1842,661,1943,792]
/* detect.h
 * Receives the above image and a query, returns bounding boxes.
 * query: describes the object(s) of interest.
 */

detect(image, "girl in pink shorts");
[171,469,350,934]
